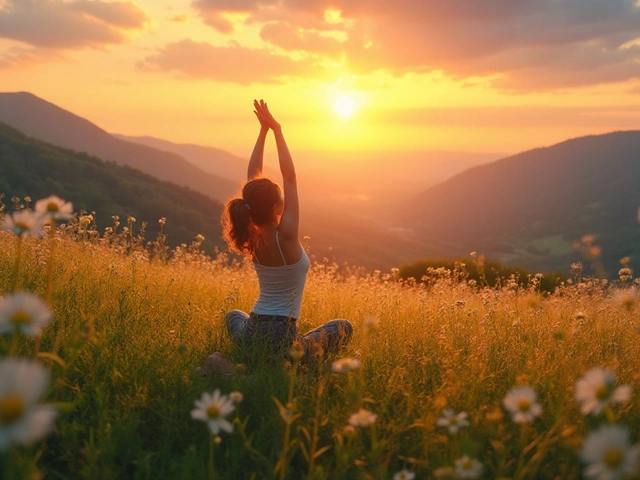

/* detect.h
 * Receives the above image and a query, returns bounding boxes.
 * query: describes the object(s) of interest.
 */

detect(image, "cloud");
[0,0,149,49]
[138,38,321,84]
[0,45,63,69]
[190,0,640,91]
[372,105,640,129]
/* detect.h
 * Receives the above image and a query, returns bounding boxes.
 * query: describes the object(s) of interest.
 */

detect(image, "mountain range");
[395,131,640,274]
[2,90,639,274]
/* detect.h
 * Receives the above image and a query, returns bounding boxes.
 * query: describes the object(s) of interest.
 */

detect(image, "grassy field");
[1,202,640,480]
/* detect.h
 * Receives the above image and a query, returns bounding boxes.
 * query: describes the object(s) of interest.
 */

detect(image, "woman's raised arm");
[254,100,299,240]
[247,99,269,180]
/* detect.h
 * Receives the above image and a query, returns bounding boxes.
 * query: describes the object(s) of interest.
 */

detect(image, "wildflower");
[331,357,361,373]
[503,385,542,424]
[581,425,640,480]
[34,196,73,221]
[1,210,45,237]
[454,455,483,479]
[436,409,469,435]
[229,391,243,404]
[363,316,380,332]
[195,234,205,243]
[393,469,415,480]
[0,358,58,451]
[342,424,357,438]
[289,342,305,361]
[575,368,631,416]
[575,312,586,321]
[0,292,53,337]
[127,216,136,223]
[191,389,235,435]
[158,217,166,226]
[614,288,637,309]
[348,408,377,427]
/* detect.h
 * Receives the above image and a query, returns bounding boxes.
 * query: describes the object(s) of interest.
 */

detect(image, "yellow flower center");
[0,394,25,426]
[596,385,611,401]
[604,448,623,468]
[9,310,31,326]
[206,404,221,419]
[449,417,458,425]
[462,459,473,469]
[47,202,59,213]
[518,399,531,412]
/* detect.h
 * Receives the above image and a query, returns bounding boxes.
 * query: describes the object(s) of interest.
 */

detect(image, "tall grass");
[1,206,639,479]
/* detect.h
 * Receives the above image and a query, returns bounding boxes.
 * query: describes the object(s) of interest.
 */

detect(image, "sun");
[333,95,358,120]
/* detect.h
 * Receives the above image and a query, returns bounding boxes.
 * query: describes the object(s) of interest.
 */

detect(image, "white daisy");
[503,385,543,424]
[191,389,235,435]
[0,292,53,337]
[34,196,74,221]
[348,408,377,428]
[454,455,483,479]
[581,425,640,480]
[575,368,631,416]
[392,469,415,480]
[436,409,470,435]
[331,357,361,373]
[1,210,45,237]
[0,358,57,451]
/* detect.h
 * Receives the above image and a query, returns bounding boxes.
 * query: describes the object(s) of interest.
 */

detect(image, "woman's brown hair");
[222,177,282,256]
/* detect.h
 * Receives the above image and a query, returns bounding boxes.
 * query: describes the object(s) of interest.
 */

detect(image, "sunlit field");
[1,197,640,480]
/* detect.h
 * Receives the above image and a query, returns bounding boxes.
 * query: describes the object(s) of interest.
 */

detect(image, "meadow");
[1,197,640,480]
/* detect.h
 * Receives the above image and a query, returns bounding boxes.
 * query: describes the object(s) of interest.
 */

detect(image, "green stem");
[10,235,23,292]
[209,433,216,480]
[45,221,57,303]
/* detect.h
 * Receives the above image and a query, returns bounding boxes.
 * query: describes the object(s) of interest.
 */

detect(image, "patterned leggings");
[225,310,353,361]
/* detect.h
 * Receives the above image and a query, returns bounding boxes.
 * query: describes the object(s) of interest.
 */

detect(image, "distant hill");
[396,131,640,274]
[0,122,224,253]
[113,134,280,184]
[0,92,238,202]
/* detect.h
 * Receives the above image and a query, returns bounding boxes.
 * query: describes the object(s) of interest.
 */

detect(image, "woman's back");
[252,230,310,319]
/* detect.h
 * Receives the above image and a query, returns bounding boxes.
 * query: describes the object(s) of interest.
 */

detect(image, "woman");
[199,100,352,376]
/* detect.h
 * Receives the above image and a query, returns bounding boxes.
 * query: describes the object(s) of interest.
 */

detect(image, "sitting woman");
[199,100,352,376]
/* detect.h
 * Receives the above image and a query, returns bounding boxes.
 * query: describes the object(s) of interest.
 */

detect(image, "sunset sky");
[1,0,640,158]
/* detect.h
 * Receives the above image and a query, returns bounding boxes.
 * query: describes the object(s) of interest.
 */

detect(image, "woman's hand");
[253,99,281,131]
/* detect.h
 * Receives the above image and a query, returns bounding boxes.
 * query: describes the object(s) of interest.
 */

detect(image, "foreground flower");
[392,469,415,480]
[454,455,483,479]
[331,357,361,373]
[581,425,640,480]
[0,358,57,451]
[348,408,377,427]
[229,391,243,404]
[0,292,53,337]
[503,385,543,424]
[191,389,235,435]
[34,196,74,221]
[436,409,469,435]
[1,210,45,237]
[575,368,631,416]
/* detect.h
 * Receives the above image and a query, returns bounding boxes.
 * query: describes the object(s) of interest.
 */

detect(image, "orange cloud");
[0,0,149,49]
[138,39,322,84]
[191,0,640,91]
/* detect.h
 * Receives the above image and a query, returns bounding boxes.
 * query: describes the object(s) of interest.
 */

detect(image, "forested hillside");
[0,122,224,253]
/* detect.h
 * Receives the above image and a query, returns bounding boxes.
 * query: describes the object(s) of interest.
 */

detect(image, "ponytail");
[223,198,255,255]
[221,177,282,257]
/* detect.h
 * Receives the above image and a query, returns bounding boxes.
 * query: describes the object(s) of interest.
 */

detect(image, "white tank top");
[251,234,310,319]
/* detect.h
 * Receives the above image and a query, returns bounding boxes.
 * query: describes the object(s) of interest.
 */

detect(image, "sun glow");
[333,95,358,120]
